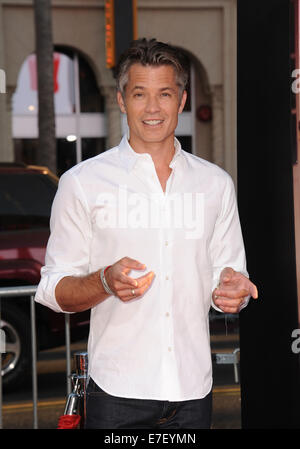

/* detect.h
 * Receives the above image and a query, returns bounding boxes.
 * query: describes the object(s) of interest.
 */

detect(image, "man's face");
[117,63,187,149]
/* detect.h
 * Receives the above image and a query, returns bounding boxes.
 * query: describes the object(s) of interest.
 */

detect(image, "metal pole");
[65,314,71,396]
[74,351,88,428]
[233,348,240,384]
[30,295,38,429]
[0,286,78,429]
[0,286,37,297]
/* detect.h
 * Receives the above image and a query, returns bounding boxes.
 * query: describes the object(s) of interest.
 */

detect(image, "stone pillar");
[0,3,14,162]
[102,85,122,150]
[0,86,14,163]
[2,86,14,161]
[211,84,224,169]
[0,91,12,161]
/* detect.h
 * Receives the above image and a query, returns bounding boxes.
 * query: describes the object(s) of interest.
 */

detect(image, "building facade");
[0,0,237,180]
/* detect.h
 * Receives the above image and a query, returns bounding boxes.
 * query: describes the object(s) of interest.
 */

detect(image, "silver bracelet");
[100,266,114,296]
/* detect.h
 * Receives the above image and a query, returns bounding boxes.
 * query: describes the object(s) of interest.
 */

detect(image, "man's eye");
[161,92,171,97]
[134,93,143,98]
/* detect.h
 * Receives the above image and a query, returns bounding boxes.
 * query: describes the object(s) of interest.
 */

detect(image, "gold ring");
[132,289,135,296]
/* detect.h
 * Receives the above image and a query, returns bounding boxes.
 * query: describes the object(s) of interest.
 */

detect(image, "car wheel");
[1,303,31,391]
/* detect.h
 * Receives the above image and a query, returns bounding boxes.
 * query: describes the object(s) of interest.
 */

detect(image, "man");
[35,38,258,429]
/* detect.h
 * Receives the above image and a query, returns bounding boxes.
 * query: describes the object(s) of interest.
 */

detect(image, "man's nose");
[145,95,160,113]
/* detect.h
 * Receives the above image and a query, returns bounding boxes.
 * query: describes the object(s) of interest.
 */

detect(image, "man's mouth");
[142,120,164,126]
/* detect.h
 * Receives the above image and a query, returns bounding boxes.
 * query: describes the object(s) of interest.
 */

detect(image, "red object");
[196,104,212,122]
[28,55,37,91]
[28,53,60,93]
[104,265,112,274]
[57,414,81,429]
[53,54,60,93]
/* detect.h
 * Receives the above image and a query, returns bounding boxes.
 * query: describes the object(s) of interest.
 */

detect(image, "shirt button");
[168,347,172,352]
[165,312,170,317]
[165,276,169,280]
[165,241,168,246]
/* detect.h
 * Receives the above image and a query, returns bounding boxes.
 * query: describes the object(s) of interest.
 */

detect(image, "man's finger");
[118,273,155,301]
[117,272,140,288]
[116,271,155,291]
[217,304,241,314]
[121,271,154,286]
[135,271,155,288]
[250,282,259,299]
[120,257,146,272]
[214,296,245,308]
[220,267,235,283]
[214,288,249,299]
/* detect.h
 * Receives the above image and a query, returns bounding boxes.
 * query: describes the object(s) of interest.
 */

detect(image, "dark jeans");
[85,377,212,429]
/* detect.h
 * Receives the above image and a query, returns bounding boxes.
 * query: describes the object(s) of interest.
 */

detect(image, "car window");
[0,173,57,231]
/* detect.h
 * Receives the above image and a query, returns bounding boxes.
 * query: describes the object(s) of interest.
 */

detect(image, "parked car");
[0,163,90,391]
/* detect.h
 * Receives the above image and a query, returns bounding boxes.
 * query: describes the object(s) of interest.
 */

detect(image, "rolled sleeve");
[35,170,92,313]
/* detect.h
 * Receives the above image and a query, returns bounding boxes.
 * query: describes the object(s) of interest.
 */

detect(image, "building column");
[2,86,14,161]
[102,85,122,150]
[0,86,14,163]
[0,3,13,162]
[211,84,224,169]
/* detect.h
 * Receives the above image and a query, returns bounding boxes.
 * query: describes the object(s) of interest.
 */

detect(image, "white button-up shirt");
[35,135,249,401]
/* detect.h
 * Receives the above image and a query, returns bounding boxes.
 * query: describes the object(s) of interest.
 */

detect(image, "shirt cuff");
[35,271,77,313]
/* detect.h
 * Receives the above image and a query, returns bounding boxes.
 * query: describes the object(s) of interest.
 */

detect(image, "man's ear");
[117,91,127,114]
[178,90,187,114]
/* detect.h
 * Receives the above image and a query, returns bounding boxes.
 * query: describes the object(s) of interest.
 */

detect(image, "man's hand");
[212,267,258,313]
[105,257,155,302]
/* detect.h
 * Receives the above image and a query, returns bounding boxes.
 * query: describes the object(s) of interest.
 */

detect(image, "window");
[12,50,107,175]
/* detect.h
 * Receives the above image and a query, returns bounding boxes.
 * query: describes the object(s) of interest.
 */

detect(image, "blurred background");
[0,0,237,180]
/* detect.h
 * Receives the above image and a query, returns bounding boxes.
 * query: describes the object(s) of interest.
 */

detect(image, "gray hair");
[115,38,189,98]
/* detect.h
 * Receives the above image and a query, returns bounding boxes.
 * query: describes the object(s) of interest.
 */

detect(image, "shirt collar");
[118,135,185,173]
